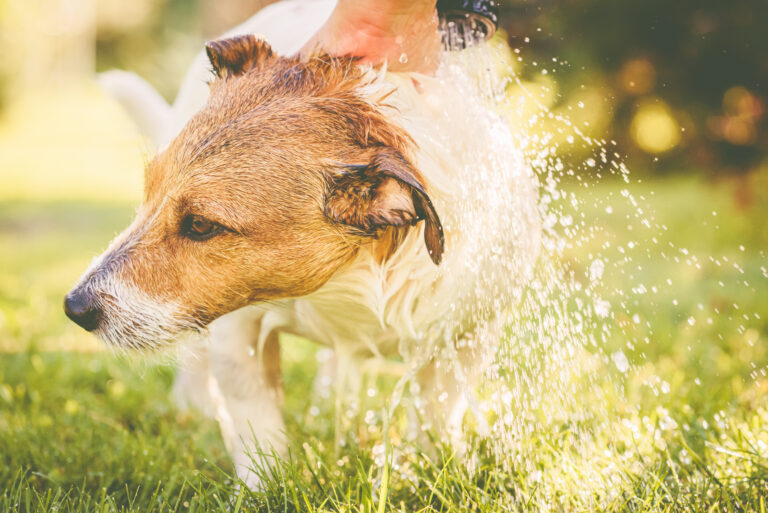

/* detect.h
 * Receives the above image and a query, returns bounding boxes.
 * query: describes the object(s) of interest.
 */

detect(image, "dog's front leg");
[415,342,493,450]
[172,337,217,418]
[207,308,286,490]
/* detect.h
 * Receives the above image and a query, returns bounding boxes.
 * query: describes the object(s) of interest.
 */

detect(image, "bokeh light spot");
[618,58,657,95]
[630,99,681,154]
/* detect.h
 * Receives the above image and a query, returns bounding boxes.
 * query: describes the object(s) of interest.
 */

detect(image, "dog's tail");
[98,69,171,149]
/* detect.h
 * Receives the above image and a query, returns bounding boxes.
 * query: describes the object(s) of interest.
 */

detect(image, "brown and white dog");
[66,0,541,488]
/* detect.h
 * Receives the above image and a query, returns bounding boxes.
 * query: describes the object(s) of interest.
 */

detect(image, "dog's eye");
[181,215,223,241]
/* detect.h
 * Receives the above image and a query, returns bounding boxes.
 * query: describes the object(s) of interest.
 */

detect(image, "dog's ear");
[205,35,276,79]
[326,148,444,265]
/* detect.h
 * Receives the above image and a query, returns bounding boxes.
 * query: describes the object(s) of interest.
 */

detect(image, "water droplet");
[398,53,408,64]
[612,350,630,373]
[589,259,605,282]
[594,298,611,318]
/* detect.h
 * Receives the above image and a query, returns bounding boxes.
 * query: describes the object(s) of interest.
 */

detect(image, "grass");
[1,172,767,512]
[1,86,767,512]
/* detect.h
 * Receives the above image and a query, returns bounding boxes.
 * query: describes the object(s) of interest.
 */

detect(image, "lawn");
[0,76,766,513]
[1,168,767,511]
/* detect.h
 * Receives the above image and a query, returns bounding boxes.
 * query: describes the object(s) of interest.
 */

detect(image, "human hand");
[301,0,440,73]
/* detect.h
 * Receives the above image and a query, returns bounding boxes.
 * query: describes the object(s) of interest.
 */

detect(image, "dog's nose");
[64,289,102,332]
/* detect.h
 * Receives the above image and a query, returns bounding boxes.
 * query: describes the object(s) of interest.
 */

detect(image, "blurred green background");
[1,0,765,188]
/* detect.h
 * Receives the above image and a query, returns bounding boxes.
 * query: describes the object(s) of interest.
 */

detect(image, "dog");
[65,0,541,488]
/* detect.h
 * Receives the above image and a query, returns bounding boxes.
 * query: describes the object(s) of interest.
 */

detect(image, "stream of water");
[303,18,767,510]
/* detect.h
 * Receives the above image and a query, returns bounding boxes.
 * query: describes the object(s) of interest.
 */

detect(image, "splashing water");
[302,22,767,511]
[422,33,767,507]
[428,40,629,504]
[293,28,652,505]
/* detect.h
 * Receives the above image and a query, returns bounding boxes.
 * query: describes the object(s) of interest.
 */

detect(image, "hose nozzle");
[437,0,499,51]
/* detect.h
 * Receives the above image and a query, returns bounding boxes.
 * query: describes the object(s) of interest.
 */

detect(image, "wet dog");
[66,0,540,488]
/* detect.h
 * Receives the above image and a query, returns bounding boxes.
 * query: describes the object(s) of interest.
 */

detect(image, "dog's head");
[64,36,443,349]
